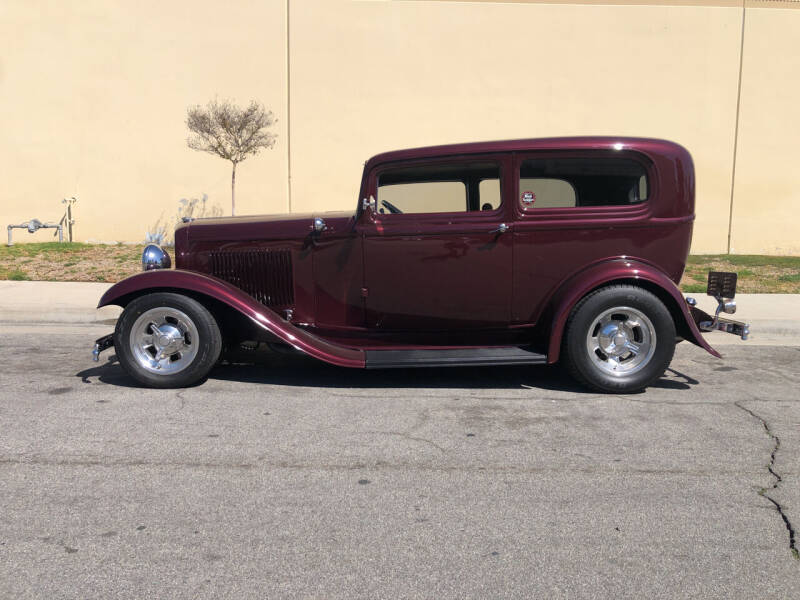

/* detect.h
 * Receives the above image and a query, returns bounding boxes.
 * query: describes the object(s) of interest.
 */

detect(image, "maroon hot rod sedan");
[92,137,749,392]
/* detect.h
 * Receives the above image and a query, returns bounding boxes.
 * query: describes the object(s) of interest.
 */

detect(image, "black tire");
[562,285,676,393]
[114,292,222,388]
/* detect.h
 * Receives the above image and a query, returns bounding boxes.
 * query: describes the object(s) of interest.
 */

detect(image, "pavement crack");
[360,430,446,453]
[735,400,798,559]
[616,396,727,406]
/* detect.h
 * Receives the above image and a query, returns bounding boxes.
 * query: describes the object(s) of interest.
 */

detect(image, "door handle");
[490,223,509,234]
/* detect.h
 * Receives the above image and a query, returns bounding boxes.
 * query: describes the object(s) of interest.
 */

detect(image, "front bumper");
[92,333,114,362]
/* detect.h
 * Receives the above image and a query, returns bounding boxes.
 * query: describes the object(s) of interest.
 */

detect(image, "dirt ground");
[0,243,144,283]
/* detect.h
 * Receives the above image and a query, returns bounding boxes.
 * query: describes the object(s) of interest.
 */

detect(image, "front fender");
[99,270,365,368]
[544,259,720,364]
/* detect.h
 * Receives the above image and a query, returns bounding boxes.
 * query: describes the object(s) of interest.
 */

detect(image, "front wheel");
[562,285,676,393]
[114,292,222,388]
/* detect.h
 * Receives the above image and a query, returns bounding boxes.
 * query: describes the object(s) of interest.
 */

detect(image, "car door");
[358,155,514,332]
[511,150,654,324]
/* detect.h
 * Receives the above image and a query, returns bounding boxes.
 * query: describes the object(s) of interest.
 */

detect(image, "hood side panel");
[179,212,356,327]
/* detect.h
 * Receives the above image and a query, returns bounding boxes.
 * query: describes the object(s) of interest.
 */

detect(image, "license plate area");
[707,271,737,298]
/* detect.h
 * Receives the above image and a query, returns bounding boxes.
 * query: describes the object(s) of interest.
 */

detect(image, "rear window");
[519,157,648,210]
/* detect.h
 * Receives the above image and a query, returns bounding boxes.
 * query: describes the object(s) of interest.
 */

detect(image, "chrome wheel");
[585,306,656,377]
[129,307,200,375]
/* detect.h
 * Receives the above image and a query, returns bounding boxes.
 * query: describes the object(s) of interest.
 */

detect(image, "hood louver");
[208,248,294,307]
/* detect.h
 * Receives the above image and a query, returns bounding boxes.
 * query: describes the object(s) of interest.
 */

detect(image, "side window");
[478,179,501,211]
[519,178,576,209]
[519,156,648,210]
[377,162,501,215]
[378,181,465,214]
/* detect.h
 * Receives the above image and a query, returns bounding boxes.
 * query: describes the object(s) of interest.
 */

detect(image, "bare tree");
[186,99,277,216]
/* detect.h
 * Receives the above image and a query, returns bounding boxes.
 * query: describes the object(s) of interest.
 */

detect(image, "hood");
[179,210,356,243]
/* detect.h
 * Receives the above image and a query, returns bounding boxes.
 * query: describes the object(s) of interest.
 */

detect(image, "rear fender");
[98,270,365,368]
[544,259,720,364]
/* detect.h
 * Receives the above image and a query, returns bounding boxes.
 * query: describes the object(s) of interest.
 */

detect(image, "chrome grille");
[208,248,294,307]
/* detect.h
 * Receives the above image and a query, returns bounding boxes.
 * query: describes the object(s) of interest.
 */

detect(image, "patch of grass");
[0,242,145,283]
[681,254,800,294]
[2,242,93,257]
[7,269,29,281]
[687,254,800,269]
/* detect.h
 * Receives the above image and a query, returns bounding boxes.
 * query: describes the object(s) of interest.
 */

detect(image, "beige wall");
[1,0,798,254]
[0,0,288,242]
[730,4,800,254]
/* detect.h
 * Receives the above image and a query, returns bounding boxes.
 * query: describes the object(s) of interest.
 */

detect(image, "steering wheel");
[380,199,403,214]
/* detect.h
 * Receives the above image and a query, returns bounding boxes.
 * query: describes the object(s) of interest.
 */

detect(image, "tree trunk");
[231,162,237,216]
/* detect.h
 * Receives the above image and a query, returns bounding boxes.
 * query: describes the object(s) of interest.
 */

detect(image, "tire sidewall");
[115,292,222,388]
[564,286,676,393]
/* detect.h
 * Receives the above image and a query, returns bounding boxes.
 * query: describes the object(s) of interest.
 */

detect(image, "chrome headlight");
[142,244,171,271]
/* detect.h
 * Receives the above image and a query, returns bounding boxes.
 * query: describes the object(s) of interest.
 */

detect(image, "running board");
[364,346,547,369]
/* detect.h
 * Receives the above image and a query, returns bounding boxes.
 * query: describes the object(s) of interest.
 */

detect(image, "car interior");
[519,157,648,208]
[377,162,502,214]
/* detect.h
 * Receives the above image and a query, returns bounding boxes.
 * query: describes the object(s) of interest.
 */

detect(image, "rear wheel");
[562,285,676,393]
[115,293,222,388]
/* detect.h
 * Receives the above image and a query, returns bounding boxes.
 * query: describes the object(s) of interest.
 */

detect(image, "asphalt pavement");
[1,321,799,599]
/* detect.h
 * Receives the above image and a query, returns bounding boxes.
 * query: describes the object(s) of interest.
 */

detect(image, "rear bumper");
[685,271,750,343]
[689,306,750,341]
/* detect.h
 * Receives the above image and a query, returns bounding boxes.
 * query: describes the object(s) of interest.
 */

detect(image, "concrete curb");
[1,281,799,345]
[0,281,121,325]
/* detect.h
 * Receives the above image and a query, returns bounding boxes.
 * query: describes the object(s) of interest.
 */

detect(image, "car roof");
[364,137,689,169]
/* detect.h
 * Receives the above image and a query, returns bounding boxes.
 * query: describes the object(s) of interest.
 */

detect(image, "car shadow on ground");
[75,351,699,393]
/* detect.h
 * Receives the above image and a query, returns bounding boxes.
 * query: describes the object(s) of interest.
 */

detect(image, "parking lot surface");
[1,324,799,598]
